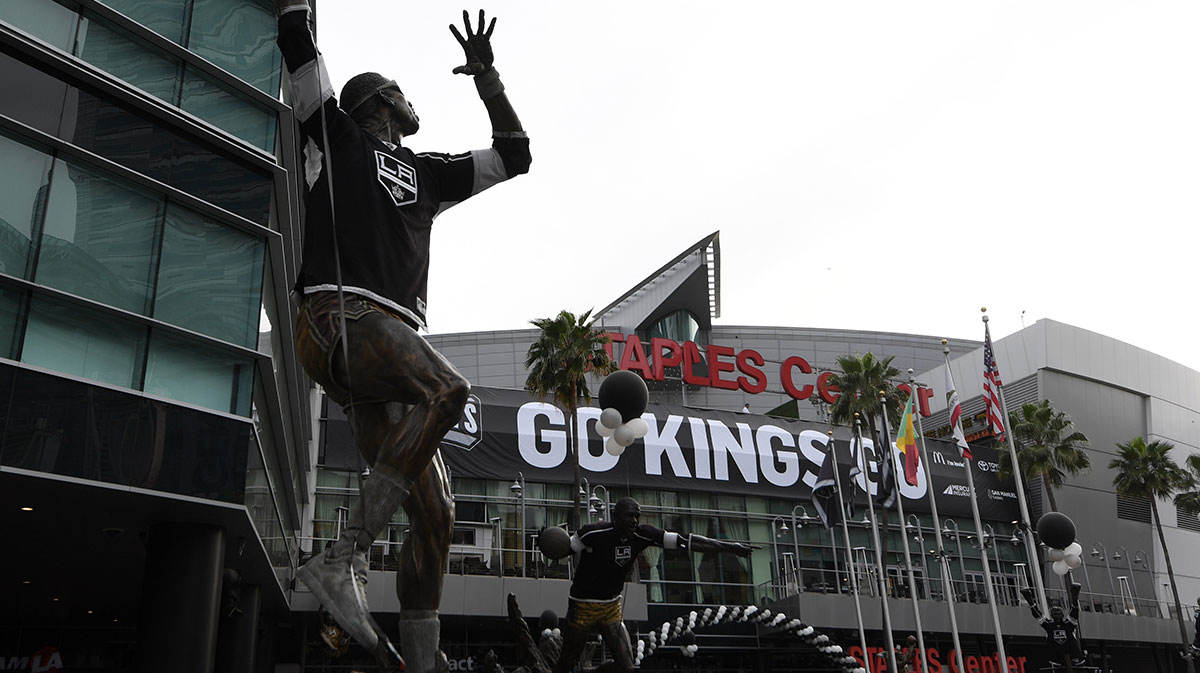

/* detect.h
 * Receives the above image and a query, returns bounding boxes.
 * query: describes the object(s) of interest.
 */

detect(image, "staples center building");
[305,232,1200,672]
[3,0,1198,667]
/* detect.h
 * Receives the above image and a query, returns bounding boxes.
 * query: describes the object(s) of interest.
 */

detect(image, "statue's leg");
[553,622,591,673]
[592,621,634,673]
[296,301,466,660]
[394,452,454,673]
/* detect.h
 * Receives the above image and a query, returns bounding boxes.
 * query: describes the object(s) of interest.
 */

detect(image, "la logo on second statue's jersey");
[375,150,417,206]
[614,546,632,563]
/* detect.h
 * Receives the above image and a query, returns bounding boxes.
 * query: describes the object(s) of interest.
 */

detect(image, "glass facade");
[0,124,262,414]
[0,0,280,153]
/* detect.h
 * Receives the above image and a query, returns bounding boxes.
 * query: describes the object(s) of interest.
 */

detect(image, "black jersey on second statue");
[570,523,676,601]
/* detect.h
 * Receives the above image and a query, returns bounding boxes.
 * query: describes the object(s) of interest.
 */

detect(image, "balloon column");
[1036,511,1082,576]
[595,370,650,456]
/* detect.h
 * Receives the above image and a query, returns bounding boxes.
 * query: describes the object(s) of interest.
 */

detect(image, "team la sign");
[604,333,933,416]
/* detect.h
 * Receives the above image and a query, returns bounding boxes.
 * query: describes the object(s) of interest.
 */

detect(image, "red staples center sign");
[604,334,933,417]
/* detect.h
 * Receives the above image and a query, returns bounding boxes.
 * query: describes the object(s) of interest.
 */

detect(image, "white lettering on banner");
[756,424,799,488]
[510,403,939,502]
[578,409,619,473]
[689,417,710,479]
[943,484,971,497]
[708,421,758,484]
[517,403,566,468]
[643,414,691,478]
[976,460,1000,472]
[798,430,828,489]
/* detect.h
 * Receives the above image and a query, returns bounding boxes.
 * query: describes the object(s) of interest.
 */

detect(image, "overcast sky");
[314,2,1199,372]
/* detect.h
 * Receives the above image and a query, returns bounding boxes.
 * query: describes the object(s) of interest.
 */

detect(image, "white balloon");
[605,436,625,456]
[1065,542,1083,557]
[1049,548,1066,562]
[1052,560,1070,576]
[596,420,615,437]
[1065,553,1082,569]
[626,417,650,439]
[600,408,622,430]
[614,424,636,447]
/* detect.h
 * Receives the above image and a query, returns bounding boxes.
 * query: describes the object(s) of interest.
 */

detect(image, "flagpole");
[982,309,1051,617]
[855,414,899,673]
[827,429,870,664]
[945,344,1013,673]
[877,390,929,672]
[911,369,966,673]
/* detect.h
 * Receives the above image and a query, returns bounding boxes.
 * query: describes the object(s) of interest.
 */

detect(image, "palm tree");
[525,309,618,531]
[828,352,905,582]
[1110,437,1197,672]
[997,401,1091,513]
[1174,454,1200,516]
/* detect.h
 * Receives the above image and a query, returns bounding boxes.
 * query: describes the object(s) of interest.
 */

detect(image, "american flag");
[983,323,1005,441]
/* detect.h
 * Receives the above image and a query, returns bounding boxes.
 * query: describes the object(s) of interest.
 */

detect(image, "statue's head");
[613,497,641,533]
[1050,606,1065,621]
[341,72,419,139]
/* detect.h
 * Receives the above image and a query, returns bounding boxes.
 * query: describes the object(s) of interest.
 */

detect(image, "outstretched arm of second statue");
[450,10,523,134]
[682,534,760,557]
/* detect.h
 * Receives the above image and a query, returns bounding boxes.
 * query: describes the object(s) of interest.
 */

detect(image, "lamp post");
[772,516,789,598]
[1113,545,1140,611]
[906,514,931,598]
[1090,542,1115,604]
[943,519,967,601]
[791,505,814,593]
[579,477,590,523]
[589,484,609,522]
[968,524,1005,605]
[510,472,526,578]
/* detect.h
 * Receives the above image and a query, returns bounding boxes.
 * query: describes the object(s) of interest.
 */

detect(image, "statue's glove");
[274,0,309,17]
[450,9,496,75]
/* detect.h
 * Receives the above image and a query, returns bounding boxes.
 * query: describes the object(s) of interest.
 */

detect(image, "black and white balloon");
[597,371,650,455]
[1037,512,1082,576]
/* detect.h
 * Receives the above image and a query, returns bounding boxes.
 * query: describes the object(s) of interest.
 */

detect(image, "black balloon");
[598,370,649,423]
[539,609,558,630]
[1036,511,1076,549]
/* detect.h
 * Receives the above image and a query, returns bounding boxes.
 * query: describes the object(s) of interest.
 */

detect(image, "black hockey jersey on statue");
[277,8,530,329]
[568,523,681,601]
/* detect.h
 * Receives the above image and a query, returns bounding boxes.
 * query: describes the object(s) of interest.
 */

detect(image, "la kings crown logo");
[375,150,417,206]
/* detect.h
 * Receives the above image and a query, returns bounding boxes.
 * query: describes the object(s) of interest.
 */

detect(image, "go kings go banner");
[429,387,1020,520]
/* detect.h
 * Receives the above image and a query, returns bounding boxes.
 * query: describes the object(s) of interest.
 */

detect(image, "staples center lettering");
[605,333,932,416]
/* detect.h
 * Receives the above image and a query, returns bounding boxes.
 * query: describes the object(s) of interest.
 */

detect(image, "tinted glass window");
[166,132,272,224]
[37,157,163,314]
[180,66,276,153]
[97,0,187,44]
[0,133,52,280]
[22,294,146,388]
[188,0,280,95]
[0,51,68,136]
[158,401,250,501]
[155,203,263,348]
[68,88,173,184]
[143,329,254,415]
[0,285,23,360]
[0,0,79,51]
[75,14,181,103]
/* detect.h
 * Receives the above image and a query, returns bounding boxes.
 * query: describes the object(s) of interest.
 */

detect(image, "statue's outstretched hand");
[450,9,496,75]
[726,541,760,558]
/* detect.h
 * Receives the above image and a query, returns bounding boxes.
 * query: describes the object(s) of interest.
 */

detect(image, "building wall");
[918,319,1200,614]
[0,1,306,661]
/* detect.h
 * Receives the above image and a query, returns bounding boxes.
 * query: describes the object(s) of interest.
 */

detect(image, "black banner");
[424,388,1018,521]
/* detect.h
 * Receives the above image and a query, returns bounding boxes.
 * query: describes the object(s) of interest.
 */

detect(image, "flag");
[983,323,1005,441]
[944,363,972,460]
[812,441,857,528]
[871,428,898,509]
[895,391,920,485]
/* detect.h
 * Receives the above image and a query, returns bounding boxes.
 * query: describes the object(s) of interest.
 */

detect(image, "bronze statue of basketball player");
[275,3,530,670]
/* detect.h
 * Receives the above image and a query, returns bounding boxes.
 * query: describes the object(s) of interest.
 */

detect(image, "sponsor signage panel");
[433,388,1018,521]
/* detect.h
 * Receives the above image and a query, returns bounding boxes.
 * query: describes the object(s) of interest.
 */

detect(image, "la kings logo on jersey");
[1052,628,1067,645]
[375,150,417,206]
[614,546,632,564]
